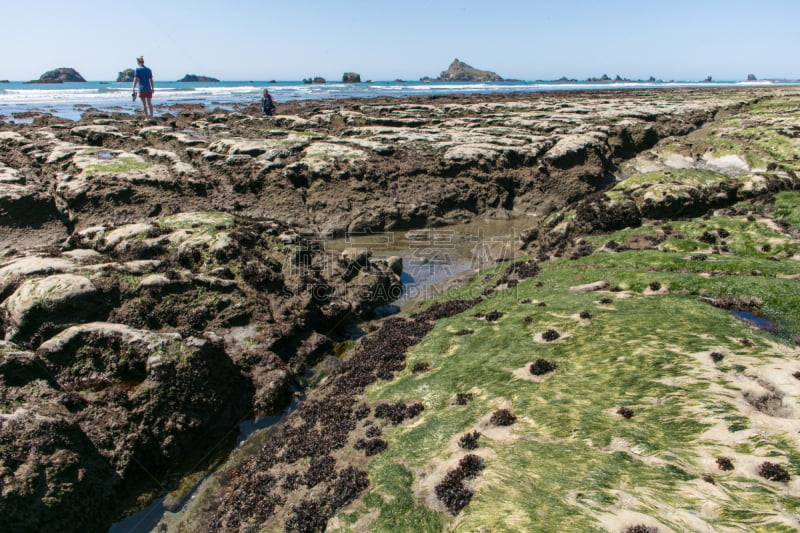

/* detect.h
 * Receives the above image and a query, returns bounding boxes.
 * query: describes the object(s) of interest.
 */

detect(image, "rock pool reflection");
[325,217,533,307]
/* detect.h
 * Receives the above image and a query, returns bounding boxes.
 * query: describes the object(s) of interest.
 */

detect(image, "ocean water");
[0,79,787,121]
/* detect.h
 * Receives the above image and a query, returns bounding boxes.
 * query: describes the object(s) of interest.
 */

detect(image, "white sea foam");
[400,84,505,90]
[0,88,122,104]
[0,79,796,121]
[201,86,262,95]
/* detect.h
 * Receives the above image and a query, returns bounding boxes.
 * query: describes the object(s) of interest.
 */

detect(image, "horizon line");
[4,78,798,84]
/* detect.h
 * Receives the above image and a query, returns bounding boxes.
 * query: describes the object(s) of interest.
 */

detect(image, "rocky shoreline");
[2,86,800,532]
[0,87,771,250]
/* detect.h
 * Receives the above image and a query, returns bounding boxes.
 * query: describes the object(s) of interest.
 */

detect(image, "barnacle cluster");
[617,406,634,419]
[458,431,481,450]
[541,329,560,342]
[758,462,790,482]
[490,409,516,426]
[529,359,557,376]
[716,457,734,471]
[434,454,487,515]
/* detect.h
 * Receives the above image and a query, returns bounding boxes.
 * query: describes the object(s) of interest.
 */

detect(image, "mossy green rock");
[331,95,800,532]
[349,217,800,531]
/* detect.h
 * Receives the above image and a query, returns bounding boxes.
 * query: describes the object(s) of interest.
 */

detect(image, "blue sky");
[2,0,798,81]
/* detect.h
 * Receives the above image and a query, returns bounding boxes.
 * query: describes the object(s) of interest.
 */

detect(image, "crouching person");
[261,89,276,116]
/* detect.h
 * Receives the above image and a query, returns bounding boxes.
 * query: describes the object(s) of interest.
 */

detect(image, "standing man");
[132,56,154,119]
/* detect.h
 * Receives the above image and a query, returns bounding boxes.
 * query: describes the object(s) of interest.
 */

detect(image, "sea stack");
[435,59,503,82]
[177,74,220,82]
[117,69,134,83]
[28,68,86,84]
[342,72,361,83]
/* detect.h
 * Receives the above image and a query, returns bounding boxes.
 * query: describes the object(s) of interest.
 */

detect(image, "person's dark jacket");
[261,94,275,116]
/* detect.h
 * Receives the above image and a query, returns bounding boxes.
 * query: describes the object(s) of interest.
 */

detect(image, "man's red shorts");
[138,91,153,99]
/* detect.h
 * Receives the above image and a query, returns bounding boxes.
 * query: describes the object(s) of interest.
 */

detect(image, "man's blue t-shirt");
[135,66,153,92]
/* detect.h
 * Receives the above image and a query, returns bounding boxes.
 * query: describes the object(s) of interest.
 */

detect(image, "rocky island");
[116,69,134,83]
[423,58,504,82]
[1,86,800,532]
[177,74,220,82]
[27,68,86,84]
[342,72,361,83]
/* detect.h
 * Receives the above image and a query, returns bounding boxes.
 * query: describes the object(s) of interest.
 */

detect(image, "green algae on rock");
[351,239,800,530]
[328,93,800,532]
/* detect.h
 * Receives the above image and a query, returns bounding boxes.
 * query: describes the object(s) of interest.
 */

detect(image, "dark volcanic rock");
[177,74,220,82]
[435,58,503,82]
[28,68,86,83]
[0,332,250,533]
[116,68,134,82]
[0,405,118,533]
[0,212,403,532]
[585,74,612,82]
[342,72,361,83]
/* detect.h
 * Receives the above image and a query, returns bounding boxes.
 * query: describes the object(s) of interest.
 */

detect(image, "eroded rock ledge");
[0,88,772,252]
[0,212,400,532]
